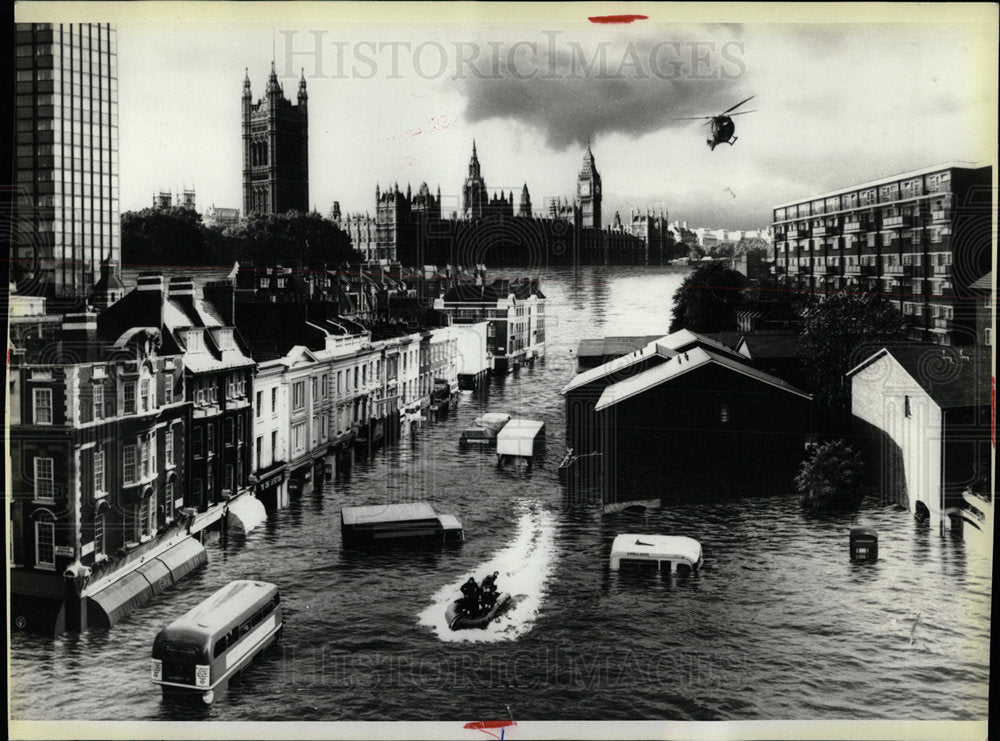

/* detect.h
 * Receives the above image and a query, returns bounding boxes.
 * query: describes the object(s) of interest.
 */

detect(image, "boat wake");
[418,504,556,643]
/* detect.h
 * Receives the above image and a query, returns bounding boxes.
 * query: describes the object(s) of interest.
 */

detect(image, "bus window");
[214,637,228,658]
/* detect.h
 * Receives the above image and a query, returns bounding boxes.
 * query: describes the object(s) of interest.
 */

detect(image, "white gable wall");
[851,353,944,527]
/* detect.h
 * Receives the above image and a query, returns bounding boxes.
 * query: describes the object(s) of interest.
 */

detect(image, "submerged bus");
[151,580,283,704]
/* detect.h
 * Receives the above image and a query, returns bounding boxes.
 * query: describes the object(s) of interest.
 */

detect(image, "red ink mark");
[464,720,516,740]
[589,14,648,24]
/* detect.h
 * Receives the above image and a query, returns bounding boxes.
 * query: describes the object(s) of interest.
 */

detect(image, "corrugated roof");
[594,346,811,411]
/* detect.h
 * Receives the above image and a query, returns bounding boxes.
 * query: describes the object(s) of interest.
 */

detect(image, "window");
[986,328,993,346]
[256,391,262,417]
[94,448,105,495]
[311,377,318,407]
[165,480,175,521]
[206,425,214,455]
[271,388,277,414]
[33,388,53,425]
[140,495,151,538]
[163,375,173,405]
[292,422,306,453]
[256,436,263,470]
[192,428,203,458]
[140,378,151,412]
[140,437,152,479]
[34,457,55,501]
[123,444,137,484]
[720,404,730,424]
[224,465,234,493]
[293,381,305,410]
[225,418,234,446]
[904,395,911,418]
[123,382,136,414]
[35,515,55,569]
[94,512,106,558]
[165,430,174,467]
[271,430,278,459]
[93,384,104,420]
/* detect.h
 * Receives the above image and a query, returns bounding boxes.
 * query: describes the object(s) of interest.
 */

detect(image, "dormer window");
[185,331,203,352]
[216,329,234,350]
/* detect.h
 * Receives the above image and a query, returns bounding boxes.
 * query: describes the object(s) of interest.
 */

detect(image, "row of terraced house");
[7,261,546,636]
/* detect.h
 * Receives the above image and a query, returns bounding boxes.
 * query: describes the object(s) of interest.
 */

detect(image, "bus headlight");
[195,664,210,688]
[151,659,162,681]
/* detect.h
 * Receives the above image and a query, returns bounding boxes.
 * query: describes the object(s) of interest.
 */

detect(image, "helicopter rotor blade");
[728,110,758,117]
[722,95,756,115]
[672,116,714,120]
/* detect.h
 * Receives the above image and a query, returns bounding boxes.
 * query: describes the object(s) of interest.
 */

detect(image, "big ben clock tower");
[576,143,602,229]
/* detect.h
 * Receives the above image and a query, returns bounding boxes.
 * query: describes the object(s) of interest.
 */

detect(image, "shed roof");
[595,346,811,411]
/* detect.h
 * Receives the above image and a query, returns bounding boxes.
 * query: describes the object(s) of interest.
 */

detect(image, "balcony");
[845,265,874,277]
[931,209,951,222]
[813,224,841,238]
[842,219,872,233]
[932,264,952,276]
[882,263,905,276]
[882,215,912,229]
[787,226,811,240]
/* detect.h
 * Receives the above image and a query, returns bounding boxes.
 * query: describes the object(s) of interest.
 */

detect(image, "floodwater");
[9,265,991,722]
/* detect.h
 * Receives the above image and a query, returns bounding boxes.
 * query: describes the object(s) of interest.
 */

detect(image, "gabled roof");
[562,329,747,395]
[562,337,668,394]
[847,345,990,409]
[594,346,811,412]
[970,271,993,292]
[736,331,802,360]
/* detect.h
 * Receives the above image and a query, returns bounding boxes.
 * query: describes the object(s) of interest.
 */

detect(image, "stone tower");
[242,63,309,216]
[576,143,602,230]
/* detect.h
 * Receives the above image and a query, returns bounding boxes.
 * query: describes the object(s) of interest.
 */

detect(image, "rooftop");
[594,346,811,412]
[775,162,988,209]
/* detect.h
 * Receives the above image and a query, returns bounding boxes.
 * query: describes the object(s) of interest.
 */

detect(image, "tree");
[221,211,359,267]
[121,207,209,267]
[799,292,906,408]
[795,440,867,511]
[669,262,748,333]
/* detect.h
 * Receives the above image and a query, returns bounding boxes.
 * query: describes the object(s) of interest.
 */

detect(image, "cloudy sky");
[37,3,995,230]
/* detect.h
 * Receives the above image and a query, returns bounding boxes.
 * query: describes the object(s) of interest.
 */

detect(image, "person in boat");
[459,577,480,616]
[479,571,499,610]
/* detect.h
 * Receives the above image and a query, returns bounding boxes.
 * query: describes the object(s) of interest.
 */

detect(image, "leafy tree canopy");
[799,292,906,405]
[795,439,867,511]
[121,208,361,270]
[669,262,748,333]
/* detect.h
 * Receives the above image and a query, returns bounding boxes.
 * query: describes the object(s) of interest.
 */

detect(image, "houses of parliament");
[241,64,674,267]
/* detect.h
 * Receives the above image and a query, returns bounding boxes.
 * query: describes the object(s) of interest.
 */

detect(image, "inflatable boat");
[445,592,512,630]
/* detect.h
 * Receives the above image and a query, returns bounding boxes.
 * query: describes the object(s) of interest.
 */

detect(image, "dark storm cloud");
[454,28,751,148]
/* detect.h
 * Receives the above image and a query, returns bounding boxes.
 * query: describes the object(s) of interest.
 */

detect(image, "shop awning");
[152,536,208,584]
[87,571,155,629]
[86,537,207,629]
[227,496,267,535]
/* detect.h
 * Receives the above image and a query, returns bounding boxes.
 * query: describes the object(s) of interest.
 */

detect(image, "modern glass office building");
[14,23,120,300]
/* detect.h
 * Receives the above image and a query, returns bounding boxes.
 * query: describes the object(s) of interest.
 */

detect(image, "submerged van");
[609,534,703,574]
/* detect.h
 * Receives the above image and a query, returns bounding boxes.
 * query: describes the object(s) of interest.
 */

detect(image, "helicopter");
[676,96,757,150]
